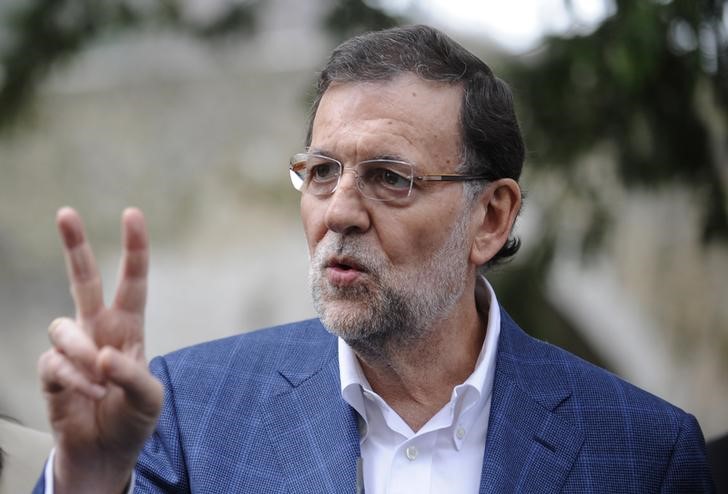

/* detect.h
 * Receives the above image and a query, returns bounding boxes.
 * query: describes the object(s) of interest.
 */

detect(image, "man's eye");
[383,170,409,187]
[367,167,411,189]
[310,163,338,181]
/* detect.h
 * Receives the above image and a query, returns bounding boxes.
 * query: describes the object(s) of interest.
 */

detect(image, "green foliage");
[0,0,259,132]
[506,0,728,244]
[489,247,610,370]
[322,0,403,40]
[0,0,404,134]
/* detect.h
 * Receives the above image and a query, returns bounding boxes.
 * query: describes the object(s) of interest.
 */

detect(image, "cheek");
[300,196,326,254]
[376,214,444,265]
[383,201,466,263]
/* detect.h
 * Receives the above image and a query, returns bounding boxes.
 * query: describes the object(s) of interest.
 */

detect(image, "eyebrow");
[366,153,410,163]
[305,146,333,157]
[305,147,412,164]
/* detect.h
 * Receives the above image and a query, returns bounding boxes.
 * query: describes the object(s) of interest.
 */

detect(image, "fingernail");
[48,318,64,337]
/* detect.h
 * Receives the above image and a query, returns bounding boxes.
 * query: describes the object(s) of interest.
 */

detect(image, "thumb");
[97,346,163,419]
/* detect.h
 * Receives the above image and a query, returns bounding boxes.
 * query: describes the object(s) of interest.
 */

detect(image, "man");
[35,25,713,493]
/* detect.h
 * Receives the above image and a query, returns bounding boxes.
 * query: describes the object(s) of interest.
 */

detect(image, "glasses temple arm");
[415,175,489,182]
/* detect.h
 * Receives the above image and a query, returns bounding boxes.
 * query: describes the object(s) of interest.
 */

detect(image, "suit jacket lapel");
[263,346,360,494]
[480,311,584,493]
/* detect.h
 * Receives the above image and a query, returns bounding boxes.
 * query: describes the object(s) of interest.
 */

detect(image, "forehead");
[311,74,463,166]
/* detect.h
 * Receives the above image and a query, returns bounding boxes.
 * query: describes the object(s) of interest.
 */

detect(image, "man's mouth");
[324,256,369,285]
[326,256,368,272]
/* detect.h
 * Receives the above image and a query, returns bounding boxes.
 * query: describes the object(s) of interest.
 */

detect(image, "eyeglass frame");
[289,152,489,202]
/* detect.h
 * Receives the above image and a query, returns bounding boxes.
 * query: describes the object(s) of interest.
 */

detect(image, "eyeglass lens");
[290,155,414,202]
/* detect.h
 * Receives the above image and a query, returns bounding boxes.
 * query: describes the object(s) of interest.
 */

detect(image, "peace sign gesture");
[38,207,162,494]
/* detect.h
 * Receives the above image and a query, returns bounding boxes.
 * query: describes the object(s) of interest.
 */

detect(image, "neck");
[352,278,486,431]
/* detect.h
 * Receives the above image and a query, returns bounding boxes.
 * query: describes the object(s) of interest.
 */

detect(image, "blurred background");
[0,0,726,446]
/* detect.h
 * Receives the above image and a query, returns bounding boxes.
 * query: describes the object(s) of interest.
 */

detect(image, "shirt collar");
[338,275,501,431]
[460,274,501,396]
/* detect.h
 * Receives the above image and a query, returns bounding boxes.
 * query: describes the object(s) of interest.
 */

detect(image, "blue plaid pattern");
[34,311,714,493]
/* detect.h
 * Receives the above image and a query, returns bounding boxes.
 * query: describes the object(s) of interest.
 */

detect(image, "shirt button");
[456,426,466,439]
[405,446,418,461]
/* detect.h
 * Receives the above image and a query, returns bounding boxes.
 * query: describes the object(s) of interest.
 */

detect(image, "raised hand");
[38,207,163,494]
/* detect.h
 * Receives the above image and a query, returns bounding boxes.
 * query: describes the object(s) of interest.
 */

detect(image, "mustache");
[312,233,385,276]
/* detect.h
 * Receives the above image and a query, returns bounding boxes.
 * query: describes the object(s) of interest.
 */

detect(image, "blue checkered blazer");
[35,310,714,492]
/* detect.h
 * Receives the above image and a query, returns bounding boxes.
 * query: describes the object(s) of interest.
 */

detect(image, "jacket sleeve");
[134,356,190,493]
[660,413,715,493]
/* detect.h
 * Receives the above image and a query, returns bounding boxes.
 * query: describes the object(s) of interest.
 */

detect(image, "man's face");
[302,74,476,353]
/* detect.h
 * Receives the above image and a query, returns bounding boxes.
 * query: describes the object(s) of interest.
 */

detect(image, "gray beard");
[308,209,470,361]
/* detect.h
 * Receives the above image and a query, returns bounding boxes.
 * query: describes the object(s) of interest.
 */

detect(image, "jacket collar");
[263,311,585,493]
[478,309,584,493]
[263,325,361,494]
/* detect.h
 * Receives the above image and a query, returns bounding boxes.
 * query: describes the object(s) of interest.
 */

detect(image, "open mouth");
[326,257,368,273]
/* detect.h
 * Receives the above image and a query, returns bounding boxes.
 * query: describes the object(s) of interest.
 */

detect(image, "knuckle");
[54,367,75,390]
[39,350,66,387]
[43,349,63,372]
[124,251,148,277]
[37,350,52,372]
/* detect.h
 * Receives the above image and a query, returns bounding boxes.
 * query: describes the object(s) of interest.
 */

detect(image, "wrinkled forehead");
[311,74,464,163]
[316,74,463,124]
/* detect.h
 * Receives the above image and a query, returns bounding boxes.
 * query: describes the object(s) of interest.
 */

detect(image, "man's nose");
[324,170,371,234]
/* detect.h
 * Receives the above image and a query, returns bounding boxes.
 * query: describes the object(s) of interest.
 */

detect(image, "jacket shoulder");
[499,308,687,417]
[138,320,340,491]
[498,310,712,490]
[158,318,331,367]
[149,318,336,400]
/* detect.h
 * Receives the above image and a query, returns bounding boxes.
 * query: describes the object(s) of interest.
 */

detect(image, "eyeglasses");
[289,152,489,203]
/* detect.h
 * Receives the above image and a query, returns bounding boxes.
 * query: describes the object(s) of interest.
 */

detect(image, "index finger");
[112,207,149,315]
[57,207,104,320]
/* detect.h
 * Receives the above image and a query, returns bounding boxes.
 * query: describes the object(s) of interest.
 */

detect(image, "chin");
[318,305,375,339]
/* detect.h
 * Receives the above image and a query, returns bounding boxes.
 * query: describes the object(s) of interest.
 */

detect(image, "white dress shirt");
[339,276,501,494]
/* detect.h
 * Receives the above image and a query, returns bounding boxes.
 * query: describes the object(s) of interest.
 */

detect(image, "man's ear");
[469,178,521,266]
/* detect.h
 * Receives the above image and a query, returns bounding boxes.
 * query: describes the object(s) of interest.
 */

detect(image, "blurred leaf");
[322,0,403,40]
[507,0,728,246]
[0,0,260,133]
[190,3,258,40]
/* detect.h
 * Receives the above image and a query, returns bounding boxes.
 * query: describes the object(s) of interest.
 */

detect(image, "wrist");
[54,447,135,494]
